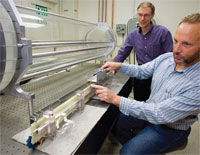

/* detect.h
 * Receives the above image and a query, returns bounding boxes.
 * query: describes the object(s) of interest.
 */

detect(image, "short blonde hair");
[137,2,155,14]
[179,13,200,25]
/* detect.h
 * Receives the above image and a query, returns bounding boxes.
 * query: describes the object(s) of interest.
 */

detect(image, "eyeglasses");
[137,13,152,18]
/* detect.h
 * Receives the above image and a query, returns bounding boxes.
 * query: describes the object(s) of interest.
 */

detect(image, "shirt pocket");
[149,44,162,59]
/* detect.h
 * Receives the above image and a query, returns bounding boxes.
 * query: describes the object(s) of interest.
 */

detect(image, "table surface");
[1,63,128,155]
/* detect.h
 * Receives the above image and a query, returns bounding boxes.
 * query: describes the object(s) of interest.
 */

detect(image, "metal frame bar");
[22,55,105,81]
[32,41,112,48]
[1,0,34,122]
[32,45,112,58]
[0,22,6,84]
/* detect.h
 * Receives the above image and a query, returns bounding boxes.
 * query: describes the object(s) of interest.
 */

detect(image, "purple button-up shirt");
[113,24,173,65]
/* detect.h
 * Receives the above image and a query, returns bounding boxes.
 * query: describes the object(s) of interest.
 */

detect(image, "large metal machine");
[0,0,117,152]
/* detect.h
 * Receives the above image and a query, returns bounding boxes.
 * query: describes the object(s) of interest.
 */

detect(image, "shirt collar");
[183,61,200,72]
[138,22,154,34]
[169,56,177,71]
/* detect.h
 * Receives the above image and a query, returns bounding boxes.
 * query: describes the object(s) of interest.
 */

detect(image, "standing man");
[114,2,173,100]
[91,13,200,154]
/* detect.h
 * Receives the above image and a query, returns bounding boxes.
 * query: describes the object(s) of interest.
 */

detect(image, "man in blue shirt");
[114,2,173,101]
[91,13,200,154]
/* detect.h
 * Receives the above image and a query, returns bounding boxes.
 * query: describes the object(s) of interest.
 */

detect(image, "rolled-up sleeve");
[119,87,200,125]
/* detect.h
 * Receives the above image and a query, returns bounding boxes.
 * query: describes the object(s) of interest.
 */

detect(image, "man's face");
[137,7,154,28]
[173,23,200,67]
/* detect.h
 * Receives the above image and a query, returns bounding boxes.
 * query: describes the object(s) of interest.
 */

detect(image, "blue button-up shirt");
[119,53,200,130]
[114,24,173,64]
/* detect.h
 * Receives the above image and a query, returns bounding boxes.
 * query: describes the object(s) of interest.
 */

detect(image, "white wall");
[14,0,60,13]
[60,0,78,18]
[77,0,200,62]
[78,0,200,38]
[77,0,99,23]
[134,0,200,36]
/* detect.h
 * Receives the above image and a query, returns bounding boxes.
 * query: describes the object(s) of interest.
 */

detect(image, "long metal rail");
[32,45,112,58]
[22,54,105,81]
[32,41,112,48]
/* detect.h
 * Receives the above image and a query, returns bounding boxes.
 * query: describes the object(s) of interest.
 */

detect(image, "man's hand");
[91,84,121,107]
[101,62,122,74]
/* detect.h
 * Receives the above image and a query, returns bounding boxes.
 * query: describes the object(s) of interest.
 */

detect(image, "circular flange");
[0,3,18,91]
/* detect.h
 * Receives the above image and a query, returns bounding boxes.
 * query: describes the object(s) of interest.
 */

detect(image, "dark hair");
[137,2,155,14]
[179,13,200,25]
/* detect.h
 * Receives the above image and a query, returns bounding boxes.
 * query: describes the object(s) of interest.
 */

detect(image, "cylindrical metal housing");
[0,2,18,91]
[0,1,116,92]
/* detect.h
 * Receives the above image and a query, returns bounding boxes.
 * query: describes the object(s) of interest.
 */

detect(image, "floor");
[98,93,200,155]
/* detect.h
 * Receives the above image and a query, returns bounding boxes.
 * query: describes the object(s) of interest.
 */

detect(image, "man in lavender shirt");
[113,2,173,101]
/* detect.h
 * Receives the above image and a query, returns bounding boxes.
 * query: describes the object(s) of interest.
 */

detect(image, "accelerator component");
[0,0,116,122]
[29,68,107,146]
[30,86,93,145]
[0,0,116,147]
[0,2,18,91]
[88,68,107,84]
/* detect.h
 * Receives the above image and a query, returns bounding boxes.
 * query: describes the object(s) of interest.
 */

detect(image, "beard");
[174,49,200,66]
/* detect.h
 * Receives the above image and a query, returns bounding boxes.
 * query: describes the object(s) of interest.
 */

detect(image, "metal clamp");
[76,90,85,110]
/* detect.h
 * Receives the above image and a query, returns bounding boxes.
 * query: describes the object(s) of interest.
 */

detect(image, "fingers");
[101,64,112,73]
[101,62,122,74]
[101,62,115,73]
[101,63,109,69]
[101,62,113,70]
[91,84,107,95]
[91,84,106,96]
[112,70,116,74]
[97,94,105,101]
[91,84,105,90]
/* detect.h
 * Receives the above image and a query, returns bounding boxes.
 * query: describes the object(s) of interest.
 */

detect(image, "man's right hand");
[101,62,122,74]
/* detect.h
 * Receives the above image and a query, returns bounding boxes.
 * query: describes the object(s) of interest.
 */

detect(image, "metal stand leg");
[3,84,35,124]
